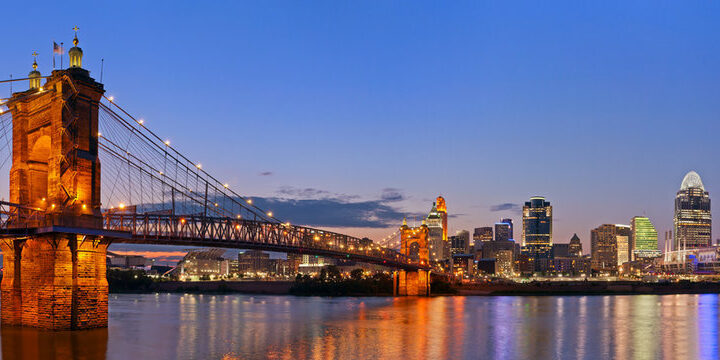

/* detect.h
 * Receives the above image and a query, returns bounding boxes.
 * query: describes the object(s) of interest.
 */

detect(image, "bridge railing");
[102,213,423,268]
[0,201,47,229]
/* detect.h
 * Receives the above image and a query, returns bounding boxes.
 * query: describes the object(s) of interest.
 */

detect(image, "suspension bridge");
[0,35,431,330]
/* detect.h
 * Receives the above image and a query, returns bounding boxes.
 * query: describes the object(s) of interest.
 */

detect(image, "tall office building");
[450,230,470,255]
[591,224,631,273]
[674,171,712,249]
[426,196,449,261]
[521,196,553,272]
[473,227,493,243]
[568,234,583,257]
[495,222,512,242]
[631,216,660,259]
[500,218,514,239]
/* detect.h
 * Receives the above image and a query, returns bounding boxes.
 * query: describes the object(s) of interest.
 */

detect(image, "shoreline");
[109,279,720,297]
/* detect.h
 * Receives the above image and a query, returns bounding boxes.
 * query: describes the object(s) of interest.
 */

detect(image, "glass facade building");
[521,196,552,272]
[674,171,711,249]
[631,216,660,259]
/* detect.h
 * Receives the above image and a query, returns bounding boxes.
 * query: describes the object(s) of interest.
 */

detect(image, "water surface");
[1,293,718,359]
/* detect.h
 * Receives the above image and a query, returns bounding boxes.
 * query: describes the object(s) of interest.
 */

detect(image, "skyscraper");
[495,222,512,242]
[631,216,660,259]
[674,171,712,249]
[426,196,449,261]
[568,234,583,257]
[521,196,553,272]
[500,218,514,240]
[591,224,631,273]
[450,230,470,255]
[473,227,493,243]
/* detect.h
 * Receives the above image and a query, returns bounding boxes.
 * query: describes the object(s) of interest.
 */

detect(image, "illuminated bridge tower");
[393,218,431,296]
[1,31,110,330]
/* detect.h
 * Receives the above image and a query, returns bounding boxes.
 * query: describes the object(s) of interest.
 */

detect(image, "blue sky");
[2,1,720,261]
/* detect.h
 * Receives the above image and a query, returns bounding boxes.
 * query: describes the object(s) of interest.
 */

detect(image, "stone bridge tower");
[1,32,109,330]
[393,218,431,296]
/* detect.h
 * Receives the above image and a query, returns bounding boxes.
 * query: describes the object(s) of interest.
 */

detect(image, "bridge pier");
[393,270,430,296]
[0,234,109,330]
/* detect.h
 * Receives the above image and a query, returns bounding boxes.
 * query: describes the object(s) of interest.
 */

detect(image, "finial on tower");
[68,26,83,68]
[402,217,407,226]
[72,26,79,46]
[28,51,42,89]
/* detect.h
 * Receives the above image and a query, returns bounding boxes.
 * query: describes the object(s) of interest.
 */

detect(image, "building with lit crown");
[426,196,449,261]
[521,196,553,272]
[674,171,712,249]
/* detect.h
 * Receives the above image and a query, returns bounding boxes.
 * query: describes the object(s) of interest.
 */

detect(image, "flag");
[53,42,62,55]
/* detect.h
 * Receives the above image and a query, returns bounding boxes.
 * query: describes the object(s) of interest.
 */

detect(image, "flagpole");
[60,42,64,69]
[100,59,104,82]
[53,41,56,69]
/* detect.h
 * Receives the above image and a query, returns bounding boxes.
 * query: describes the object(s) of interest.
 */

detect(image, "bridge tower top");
[7,61,104,228]
[400,219,429,266]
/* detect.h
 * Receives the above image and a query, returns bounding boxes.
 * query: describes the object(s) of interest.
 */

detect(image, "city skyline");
[2,2,720,261]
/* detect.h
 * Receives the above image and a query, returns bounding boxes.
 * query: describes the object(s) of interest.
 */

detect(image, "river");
[0,293,718,359]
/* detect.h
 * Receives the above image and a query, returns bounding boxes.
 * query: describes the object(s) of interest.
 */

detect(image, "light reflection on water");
[0,293,718,359]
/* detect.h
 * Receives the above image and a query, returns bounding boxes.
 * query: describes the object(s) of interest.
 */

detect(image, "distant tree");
[350,268,364,281]
[325,266,342,281]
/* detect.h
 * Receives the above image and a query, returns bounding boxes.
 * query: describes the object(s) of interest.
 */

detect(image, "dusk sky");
[2,1,720,262]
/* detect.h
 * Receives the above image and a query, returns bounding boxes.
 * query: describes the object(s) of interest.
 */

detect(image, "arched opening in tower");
[27,135,51,206]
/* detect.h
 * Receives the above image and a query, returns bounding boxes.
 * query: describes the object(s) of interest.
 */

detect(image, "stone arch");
[27,135,51,203]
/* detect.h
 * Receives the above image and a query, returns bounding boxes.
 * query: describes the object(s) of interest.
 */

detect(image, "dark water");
[1,293,718,359]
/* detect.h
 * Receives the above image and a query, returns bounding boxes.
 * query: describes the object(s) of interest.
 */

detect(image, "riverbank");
[456,280,720,296]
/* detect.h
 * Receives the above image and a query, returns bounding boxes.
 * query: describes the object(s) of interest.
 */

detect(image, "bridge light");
[180,218,186,224]
[196,163,202,169]
[235,225,240,230]
[138,119,144,125]
[98,132,102,137]
[108,96,114,102]
[223,183,229,188]
[164,140,171,146]
[314,236,320,241]
[214,203,219,207]
[237,215,242,219]
[267,211,273,217]
[246,199,252,204]
[119,203,125,209]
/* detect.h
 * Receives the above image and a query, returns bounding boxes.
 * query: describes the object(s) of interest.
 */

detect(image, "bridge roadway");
[0,204,426,271]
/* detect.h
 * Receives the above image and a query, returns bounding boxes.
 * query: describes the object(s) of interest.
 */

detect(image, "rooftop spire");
[68,26,83,68]
[28,51,41,89]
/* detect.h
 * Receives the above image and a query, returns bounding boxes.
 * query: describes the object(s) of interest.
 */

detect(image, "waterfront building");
[674,171,712,249]
[591,224,631,273]
[617,229,631,266]
[631,216,660,259]
[238,250,272,274]
[569,234,583,257]
[521,196,553,272]
[451,254,474,278]
[178,249,230,280]
[495,222,512,242]
[450,230,470,255]
[473,227,493,243]
[552,243,570,258]
[426,196,449,261]
[495,250,515,276]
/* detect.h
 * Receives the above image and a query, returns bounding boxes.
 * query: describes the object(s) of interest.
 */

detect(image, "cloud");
[259,171,273,176]
[276,186,360,201]
[490,203,522,214]
[247,186,416,228]
[380,188,405,202]
[251,197,409,228]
